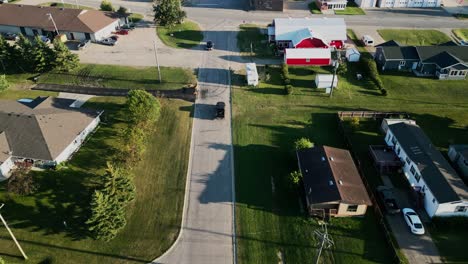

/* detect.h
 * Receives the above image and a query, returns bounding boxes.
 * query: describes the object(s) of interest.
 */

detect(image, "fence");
[338,111,409,119]
[336,114,406,264]
[32,84,197,102]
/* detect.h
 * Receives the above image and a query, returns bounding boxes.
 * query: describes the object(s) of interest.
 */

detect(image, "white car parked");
[402,208,425,235]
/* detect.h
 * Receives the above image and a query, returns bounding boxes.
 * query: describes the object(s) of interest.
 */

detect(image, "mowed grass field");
[37,64,196,90]
[233,65,468,263]
[237,24,275,58]
[377,29,451,45]
[157,20,204,49]
[0,93,192,263]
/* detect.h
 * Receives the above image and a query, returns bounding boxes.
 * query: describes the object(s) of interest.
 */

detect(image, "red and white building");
[284,48,332,66]
[268,18,347,51]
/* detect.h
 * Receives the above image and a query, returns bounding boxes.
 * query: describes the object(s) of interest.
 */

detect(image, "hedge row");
[361,57,387,96]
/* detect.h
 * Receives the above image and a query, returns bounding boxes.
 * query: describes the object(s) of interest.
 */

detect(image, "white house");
[0,96,102,179]
[448,145,468,181]
[345,48,361,62]
[377,0,440,8]
[384,122,468,218]
[0,4,125,42]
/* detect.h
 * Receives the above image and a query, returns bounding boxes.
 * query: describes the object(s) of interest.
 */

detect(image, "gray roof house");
[374,41,468,80]
[384,122,468,217]
[0,97,102,178]
[448,145,468,181]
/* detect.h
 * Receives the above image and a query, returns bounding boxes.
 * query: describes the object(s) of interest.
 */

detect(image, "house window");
[405,157,410,165]
[396,146,401,155]
[450,71,458,76]
[433,198,436,203]
[415,173,421,183]
[455,206,467,213]
[399,61,406,66]
[306,58,310,63]
[410,165,416,175]
[392,137,397,145]
[347,205,358,212]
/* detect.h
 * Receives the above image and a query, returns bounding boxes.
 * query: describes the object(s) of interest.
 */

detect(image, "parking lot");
[75,25,204,68]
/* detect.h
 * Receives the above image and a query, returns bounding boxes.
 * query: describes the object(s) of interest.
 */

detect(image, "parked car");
[402,208,425,235]
[361,35,374,46]
[114,29,129,35]
[206,40,214,50]
[100,38,116,46]
[78,40,91,50]
[109,35,119,41]
[39,35,50,44]
[460,40,468,46]
[376,186,400,214]
[121,23,135,30]
[216,102,225,119]
[3,32,18,41]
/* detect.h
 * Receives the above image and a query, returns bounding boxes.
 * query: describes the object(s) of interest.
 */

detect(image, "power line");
[0,204,28,260]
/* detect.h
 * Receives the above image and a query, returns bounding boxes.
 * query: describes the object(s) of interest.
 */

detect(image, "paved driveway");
[153,21,238,264]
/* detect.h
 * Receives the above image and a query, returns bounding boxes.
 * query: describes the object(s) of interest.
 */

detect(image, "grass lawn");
[430,219,468,263]
[128,13,144,23]
[377,29,451,46]
[453,28,468,40]
[36,64,196,90]
[39,2,94,9]
[308,2,322,14]
[334,2,366,15]
[0,93,193,263]
[237,24,275,58]
[233,63,468,263]
[156,20,203,49]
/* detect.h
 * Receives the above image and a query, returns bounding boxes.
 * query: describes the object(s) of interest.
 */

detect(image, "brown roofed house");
[0,3,125,42]
[296,146,372,217]
[0,97,102,178]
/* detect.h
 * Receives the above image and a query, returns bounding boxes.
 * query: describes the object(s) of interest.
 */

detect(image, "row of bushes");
[361,57,387,96]
[281,63,293,95]
[86,90,162,241]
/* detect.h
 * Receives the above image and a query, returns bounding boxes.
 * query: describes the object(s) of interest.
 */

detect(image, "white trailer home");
[384,122,468,217]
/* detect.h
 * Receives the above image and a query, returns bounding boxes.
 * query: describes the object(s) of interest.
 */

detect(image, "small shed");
[245,63,259,86]
[315,74,338,89]
[284,48,331,66]
[345,48,360,62]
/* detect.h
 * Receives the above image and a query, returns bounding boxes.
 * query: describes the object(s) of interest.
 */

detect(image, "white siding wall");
[54,115,101,164]
[92,20,121,41]
[355,0,376,8]
[0,157,14,178]
[0,25,22,34]
[64,32,87,41]
[378,0,439,7]
[435,201,468,217]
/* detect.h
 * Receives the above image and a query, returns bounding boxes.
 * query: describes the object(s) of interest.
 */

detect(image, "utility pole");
[0,204,28,260]
[46,13,59,36]
[329,60,339,98]
[250,42,253,61]
[153,41,162,83]
[314,220,334,264]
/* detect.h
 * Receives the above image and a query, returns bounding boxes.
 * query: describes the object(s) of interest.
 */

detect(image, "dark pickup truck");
[376,186,401,214]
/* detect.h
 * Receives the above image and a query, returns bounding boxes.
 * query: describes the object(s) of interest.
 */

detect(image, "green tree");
[294,137,314,150]
[102,162,136,204]
[0,36,13,72]
[117,6,128,15]
[122,126,147,164]
[52,39,79,72]
[289,171,303,186]
[16,34,35,72]
[0,75,9,92]
[350,117,360,130]
[153,0,186,26]
[86,190,126,241]
[126,89,161,128]
[337,61,348,76]
[32,36,54,73]
[100,0,114,11]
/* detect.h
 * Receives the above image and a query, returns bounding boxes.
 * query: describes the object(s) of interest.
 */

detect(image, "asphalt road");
[153,20,238,264]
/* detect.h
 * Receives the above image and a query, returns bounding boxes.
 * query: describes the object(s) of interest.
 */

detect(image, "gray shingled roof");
[381,46,419,60]
[297,146,372,206]
[389,123,468,203]
[0,97,100,161]
[375,40,400,47]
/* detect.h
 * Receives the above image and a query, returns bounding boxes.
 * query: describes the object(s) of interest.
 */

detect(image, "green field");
[377,29,451,46]
[0,93,192,263]
[453,28,468,40]
[39,2,94,9]
[36,64,196,90]
[128,13,144,23]
[334,2,366,15]
[156,20,203,49]
[233,64,468,263]
[237,24,275,58]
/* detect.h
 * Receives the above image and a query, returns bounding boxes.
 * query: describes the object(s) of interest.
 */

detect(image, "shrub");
[284,78,290,85]
[281,63,289,78]
[289,171,303,186]
[117,6,128,15]
[100,0,114,11]
[350,117,360,129]
[284,84,293,95]
[0,74,9,92]
[380,88,388,96]
[295,137,314,150]
[361,57,384,89]
[337,61,348,75]
[7,166,37,195]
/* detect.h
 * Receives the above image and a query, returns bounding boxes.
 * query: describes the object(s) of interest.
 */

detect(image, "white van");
[361,35,375,46]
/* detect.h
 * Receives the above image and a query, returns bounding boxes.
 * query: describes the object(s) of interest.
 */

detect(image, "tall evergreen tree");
[121,126,147,165]
[102,162,136,204]
[153,0,186,26]
[52,39,79,72]
[0,37,11,72]
[86,190,127,241]
[126,89,161,129]
[32,36,54,73]
[16,35,35,72]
